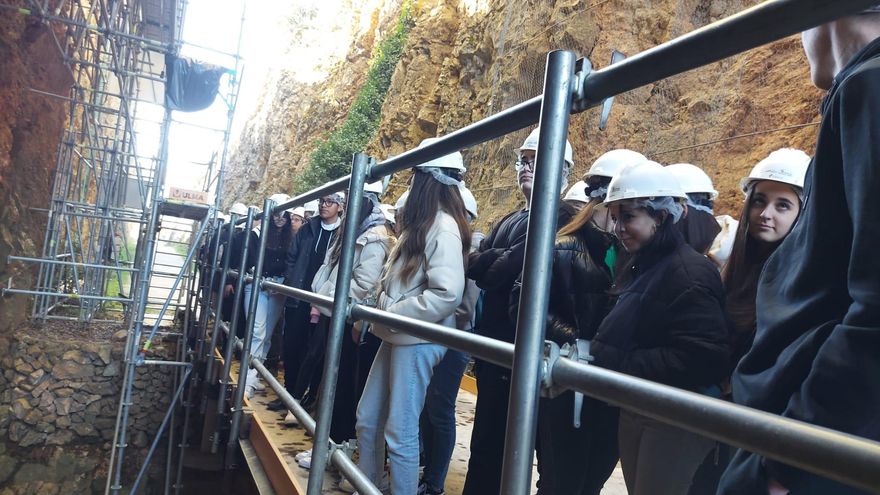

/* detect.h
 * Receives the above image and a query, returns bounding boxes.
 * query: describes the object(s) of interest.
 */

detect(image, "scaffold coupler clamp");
[541,340,563,398]
[571,57,595,113]
[571,339,594,428]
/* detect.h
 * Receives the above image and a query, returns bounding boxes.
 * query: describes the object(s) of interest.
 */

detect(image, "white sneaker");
[338,477,356,493]
[245,385,255,399]
[295,449,312,462]
[339,472,389,493]
[253,379,266,391]
[284,411,299,426]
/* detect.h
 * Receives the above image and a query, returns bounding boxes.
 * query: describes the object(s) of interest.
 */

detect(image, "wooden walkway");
[240,372,627,495]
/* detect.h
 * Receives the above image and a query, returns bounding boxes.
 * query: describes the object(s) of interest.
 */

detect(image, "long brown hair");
[384,171,471,284]
[722,183,802,357]
[558,199,600,237]
[327,196,372,267]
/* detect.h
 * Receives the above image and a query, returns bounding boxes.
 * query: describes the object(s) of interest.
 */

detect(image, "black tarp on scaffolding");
[164,54,227,112]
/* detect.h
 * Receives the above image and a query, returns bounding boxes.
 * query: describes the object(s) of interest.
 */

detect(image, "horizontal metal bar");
[260,274,880,490]
[1,288,131,302]
[551,358,880,493]
[579,0,880,108]
[7,256,139,272]
[257,95,542,224]
[350,305,514,370]
[141,360,191,367]
[259,280,333,309]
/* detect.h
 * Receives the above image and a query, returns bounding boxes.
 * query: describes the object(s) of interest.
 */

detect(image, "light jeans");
[243,278,285,387]
[356,341,446,494]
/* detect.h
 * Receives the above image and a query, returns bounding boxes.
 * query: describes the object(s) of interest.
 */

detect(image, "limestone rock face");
[224,0,822,228]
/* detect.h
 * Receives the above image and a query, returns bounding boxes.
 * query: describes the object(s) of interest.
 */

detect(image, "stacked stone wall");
[0,323,177,494]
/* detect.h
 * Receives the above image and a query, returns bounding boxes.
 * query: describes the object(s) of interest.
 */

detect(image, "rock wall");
[0,324,176,494]
[0,0,71,334]
[223,0,824,229]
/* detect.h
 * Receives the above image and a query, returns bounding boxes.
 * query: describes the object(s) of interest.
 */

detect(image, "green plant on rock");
[294,3,413,194]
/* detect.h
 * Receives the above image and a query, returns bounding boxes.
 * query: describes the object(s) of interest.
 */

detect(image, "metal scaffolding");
[2,0,245,492]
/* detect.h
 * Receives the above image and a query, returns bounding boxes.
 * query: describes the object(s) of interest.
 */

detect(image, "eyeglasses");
[319,198,339,206]
[514,157,536,171]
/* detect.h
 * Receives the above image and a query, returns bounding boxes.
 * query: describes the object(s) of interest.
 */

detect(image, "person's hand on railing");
[224,284,234,297]
[768,479,789,495]
[352,321,362,344]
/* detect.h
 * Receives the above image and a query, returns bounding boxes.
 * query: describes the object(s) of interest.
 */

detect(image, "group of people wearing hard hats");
[206,7,880,495]
[462,129,811,495]
[212,130,811,495]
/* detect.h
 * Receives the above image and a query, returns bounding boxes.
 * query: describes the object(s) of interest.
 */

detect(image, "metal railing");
[195,1,880,494]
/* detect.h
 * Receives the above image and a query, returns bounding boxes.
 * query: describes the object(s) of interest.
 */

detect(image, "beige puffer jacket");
[311,224,394,317]
[371,210,466,345]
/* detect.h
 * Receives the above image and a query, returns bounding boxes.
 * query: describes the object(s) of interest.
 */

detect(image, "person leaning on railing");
[462,128,576,495]
[507,172,619,495]
[354,137,471,495]
[719,7,880,495]
[589,161,731,495]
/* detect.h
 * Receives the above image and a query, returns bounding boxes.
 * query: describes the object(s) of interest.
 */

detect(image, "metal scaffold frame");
[1,0,246,492]
[183,2,880,495]
[2,0,183,324]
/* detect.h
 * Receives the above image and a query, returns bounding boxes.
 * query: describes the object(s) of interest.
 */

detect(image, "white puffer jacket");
[311,224,394,316]
[371,210,466,345]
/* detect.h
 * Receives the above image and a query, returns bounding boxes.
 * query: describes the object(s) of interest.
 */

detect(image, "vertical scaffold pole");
[226,199,272,468]
[205,215,236,385]
[196,216,224,361]
[306,153,370,494]
[214,209,254,454]
[500,49,576,495]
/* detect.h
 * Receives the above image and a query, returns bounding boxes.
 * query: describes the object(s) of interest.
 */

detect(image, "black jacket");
[719,38,880,495]
[509,224,613,346]
[246,229,288,278]
[467,204,575,344]
[284,217,338,308]
[591,233,730,392]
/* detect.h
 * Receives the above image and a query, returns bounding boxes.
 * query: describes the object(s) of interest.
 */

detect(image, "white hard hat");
[563,180,589,203]
[516,128,574,167]
[364,180,385,195]
[268,193,290,205]
[303,200,319,214]
[740,148,810,193]
[586,149,647,180]
[459,185,478,219]
[228,202,247,216]
[268,193,293,213]
[415,137,467,172]
[291,207,305,218]
[394,190,409,210]
[379,203,395,224]
[217,212,230,223]
[665,163,718,199]
[604,161,687,203]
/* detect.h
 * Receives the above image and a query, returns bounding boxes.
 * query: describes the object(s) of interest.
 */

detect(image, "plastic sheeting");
[164,54,228,112]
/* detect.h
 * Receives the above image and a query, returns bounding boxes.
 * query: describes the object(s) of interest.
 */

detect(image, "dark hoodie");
[719,37,880,495]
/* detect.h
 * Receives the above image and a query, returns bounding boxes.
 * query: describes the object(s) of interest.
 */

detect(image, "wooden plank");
[460,374,478,395]
[249,398,306,495]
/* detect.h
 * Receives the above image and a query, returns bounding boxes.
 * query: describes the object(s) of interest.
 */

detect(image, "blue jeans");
[357,341,446,494]
[242,279,285,361]
[421,348,470,490]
